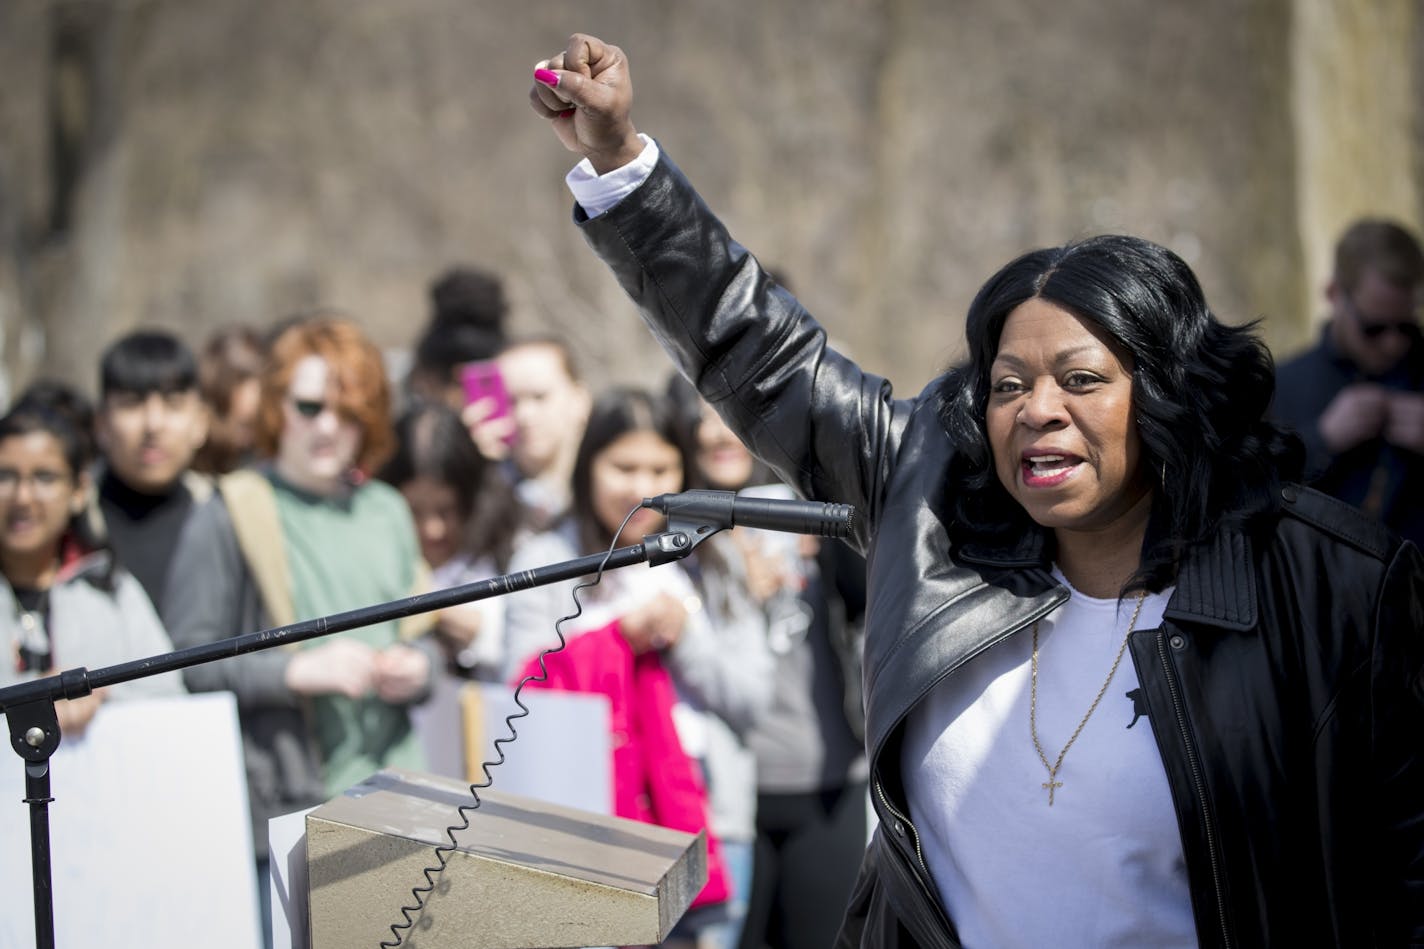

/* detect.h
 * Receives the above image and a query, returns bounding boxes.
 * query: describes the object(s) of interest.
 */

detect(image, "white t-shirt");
[900,572,1196,949]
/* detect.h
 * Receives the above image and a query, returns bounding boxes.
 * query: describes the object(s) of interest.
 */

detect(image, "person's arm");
[585,152,903,552]
[110,571,185,698]
[499,528,582,682]
[660,552,774,736]
[372,634,438,705]
[1384,390,1424,455]
[1317,383,1389,456]
[161,497,300,709]
[374,497,439,705]
[530,35,908,550]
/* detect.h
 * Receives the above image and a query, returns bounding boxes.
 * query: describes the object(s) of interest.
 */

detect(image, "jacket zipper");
[874,778,929,874]
[873,776,964,949]
[1156,630,1232,949]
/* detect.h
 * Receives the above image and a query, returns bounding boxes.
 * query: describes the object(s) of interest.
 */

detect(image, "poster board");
[411,678,611,815]
[0,693,258,949]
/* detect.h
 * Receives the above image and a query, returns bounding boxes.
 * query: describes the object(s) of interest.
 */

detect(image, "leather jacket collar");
[958,516,1260,633]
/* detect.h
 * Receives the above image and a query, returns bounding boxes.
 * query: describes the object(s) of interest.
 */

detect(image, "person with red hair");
[162,314,438,946]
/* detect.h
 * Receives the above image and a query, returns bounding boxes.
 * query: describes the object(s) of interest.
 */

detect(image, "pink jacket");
[519,620,731,909]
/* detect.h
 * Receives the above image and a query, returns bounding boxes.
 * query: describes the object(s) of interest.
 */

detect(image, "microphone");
[643,489,855,539]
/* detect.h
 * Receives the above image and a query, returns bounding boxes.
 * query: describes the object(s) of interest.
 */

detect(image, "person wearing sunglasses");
[1275,217,1424,547]
[162,314,439,947]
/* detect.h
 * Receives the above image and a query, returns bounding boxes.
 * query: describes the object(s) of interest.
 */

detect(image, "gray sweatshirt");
[1,550,183,699]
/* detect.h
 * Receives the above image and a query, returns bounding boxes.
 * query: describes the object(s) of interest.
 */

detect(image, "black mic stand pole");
[0,529,702,949]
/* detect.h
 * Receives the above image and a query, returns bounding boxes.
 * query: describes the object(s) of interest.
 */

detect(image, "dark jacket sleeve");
[1373,540,1424,943]
[576,147,915,554]
[161,495,298,709]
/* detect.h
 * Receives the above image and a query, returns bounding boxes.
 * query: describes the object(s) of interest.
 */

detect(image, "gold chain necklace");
[1029,590,1147,806]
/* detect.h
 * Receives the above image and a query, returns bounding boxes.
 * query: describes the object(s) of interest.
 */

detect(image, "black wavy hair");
[939,234,1305,594]
[378,400,524,572]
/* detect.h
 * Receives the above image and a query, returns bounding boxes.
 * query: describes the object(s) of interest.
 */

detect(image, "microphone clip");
[641,516,727,568]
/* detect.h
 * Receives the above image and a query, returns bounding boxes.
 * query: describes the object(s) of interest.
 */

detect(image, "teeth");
[1025,454,1075,477]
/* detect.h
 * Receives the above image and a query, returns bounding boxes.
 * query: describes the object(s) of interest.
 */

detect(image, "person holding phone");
[464,335,592,529]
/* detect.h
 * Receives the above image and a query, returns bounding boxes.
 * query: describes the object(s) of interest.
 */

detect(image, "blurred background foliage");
[0,0,1419,401]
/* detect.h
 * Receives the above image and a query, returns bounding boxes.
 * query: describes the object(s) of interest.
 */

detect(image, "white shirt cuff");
[566,134,660,218]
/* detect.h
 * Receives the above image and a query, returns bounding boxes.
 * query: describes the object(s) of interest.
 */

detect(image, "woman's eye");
[991,379,1024,394]
[1064,372,1101,389]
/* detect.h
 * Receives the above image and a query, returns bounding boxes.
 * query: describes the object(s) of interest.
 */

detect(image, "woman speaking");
[525,35,1423,949]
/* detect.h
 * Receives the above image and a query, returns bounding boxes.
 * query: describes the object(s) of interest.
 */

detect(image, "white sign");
[412,679,611,815]
[268,808,315,949]
[0,693,259,949]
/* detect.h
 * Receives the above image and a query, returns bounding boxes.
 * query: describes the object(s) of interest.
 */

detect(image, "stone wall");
[0,0,1419,401]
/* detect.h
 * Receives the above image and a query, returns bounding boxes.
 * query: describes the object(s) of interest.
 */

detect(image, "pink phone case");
[460,360,512,423]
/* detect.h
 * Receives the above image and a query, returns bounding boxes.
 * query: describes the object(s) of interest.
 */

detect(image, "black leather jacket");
[577,148,1424,948]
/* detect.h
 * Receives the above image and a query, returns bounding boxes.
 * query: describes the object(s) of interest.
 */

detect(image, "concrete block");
[306,768,706,948]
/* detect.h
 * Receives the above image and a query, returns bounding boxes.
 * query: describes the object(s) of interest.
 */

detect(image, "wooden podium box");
[305,768,707,948]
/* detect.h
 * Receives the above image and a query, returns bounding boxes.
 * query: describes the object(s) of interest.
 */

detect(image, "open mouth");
[3,521,45,542]
[1020,452,1083,487]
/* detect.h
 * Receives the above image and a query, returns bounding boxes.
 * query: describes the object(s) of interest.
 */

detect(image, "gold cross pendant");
[1042,779,1063,806]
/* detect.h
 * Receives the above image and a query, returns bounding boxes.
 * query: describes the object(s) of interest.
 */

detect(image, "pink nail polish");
[534,68,560,88]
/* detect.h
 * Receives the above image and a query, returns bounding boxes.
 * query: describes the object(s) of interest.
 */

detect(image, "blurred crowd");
[1,213,1421,949]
